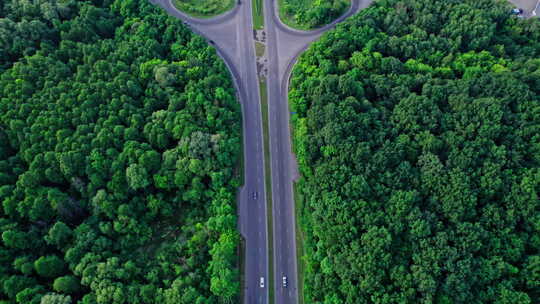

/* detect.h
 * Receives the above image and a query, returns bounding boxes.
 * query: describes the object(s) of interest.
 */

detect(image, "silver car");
[282,276,287,288]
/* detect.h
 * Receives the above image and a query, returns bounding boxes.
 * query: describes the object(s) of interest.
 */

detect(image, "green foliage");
[34,255,66,278]
[0,0,241,303]
[281,0,348,29]
[290,0,540,302]
[173,0,235,17]
[40,293,72,304]
[53,276,81,294]
[45,222,73,249]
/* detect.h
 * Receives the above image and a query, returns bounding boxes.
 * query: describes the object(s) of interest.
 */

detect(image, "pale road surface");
[150,0,373,303]
[508,0,540,17]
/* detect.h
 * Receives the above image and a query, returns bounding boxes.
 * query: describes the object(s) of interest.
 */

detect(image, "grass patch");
[173,0,235,18]
[277,0,350,30]
[293,182,306,304]
[289,95,305,304]
[255,42,266,57]
[259,78,275,304]
[252,0,264,29]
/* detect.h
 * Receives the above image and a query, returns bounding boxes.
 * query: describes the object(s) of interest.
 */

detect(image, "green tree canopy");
[0,0,241,303]
[290,0,540,302]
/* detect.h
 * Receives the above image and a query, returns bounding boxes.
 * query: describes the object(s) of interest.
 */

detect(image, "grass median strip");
[255,42,266,57]
[252,0,264,29]
[259,78,275,304]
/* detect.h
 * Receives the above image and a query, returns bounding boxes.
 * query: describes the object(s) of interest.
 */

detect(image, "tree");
[125,163,150,191]
[0,0,242,302]
[289,0,540,302]
[2,229,31,250]
[40,293,72,304]
[34,256,66,278]
[45,222,73,249]
[53,276,81,294]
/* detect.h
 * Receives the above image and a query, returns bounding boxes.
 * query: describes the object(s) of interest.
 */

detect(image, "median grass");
[173,0,235,18]
[252,0,264,29]
[259,78,274,304]
[255,42,266,57]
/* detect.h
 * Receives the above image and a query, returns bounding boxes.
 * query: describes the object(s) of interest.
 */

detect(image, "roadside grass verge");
[239,236,246,302]
[259,78,275,304]
[288,71,306,303]
[252,0,264,29]
[237,111,245,301]
[173,0,235,18]
[293,182,306,304]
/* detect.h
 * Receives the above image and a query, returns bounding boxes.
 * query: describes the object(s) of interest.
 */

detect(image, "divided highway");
[151,0,373,303]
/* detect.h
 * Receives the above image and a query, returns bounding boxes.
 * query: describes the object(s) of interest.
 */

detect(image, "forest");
[290,0,540,303]
[0,0,241,303]
[280,0,348,29]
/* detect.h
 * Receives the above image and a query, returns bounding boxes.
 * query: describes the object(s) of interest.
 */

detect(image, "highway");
[150,0,373,303]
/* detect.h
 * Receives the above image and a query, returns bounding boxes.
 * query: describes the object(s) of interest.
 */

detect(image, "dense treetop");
[0,0,241,303]
[290,0,540,303]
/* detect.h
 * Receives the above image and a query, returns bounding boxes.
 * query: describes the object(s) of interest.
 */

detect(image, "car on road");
[511,8,524,15]
[282,276,287,287]
[253,191,258,200]
[260,277,264,288]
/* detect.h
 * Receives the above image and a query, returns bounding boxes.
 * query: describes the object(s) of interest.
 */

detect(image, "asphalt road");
[150,0,373,303]
[508,0,540,17]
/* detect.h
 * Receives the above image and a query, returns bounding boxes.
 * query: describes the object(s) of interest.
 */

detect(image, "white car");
[282,276,287,287]
[260,277,264,288]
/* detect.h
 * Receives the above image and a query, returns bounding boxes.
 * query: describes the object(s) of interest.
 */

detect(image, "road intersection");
[150,0,372,302]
